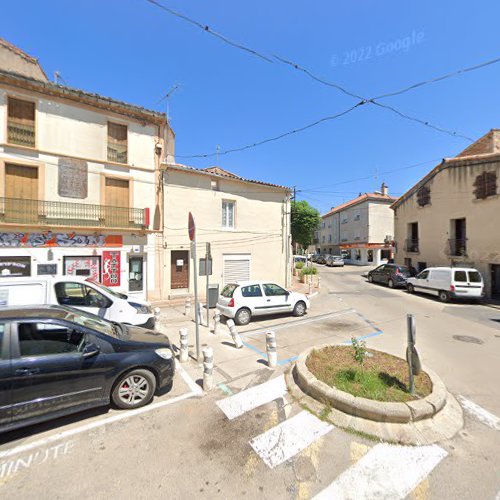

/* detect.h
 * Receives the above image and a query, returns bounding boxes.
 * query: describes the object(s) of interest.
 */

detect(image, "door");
[371,265,386,283]
[239,284,265,315]
[171,251,189,289]
[105,177,129,226]
[223,254,250,285]
[413,269,430,292]
[5,164,38,222]
[261,283,293,314]
[0,322,11,426]
[492,265,500,299]
[129,256,144,292]
[54,281,112,318]
[9,320,106,422]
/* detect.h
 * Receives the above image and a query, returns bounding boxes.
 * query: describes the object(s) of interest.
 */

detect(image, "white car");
[216,281,310,325]
[406,267,484,302]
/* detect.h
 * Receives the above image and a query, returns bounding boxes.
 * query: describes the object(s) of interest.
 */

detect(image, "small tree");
[291,200,321,250]
[351,337,367,365]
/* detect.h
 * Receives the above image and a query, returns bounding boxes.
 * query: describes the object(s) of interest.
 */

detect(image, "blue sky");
[3,1,500,213]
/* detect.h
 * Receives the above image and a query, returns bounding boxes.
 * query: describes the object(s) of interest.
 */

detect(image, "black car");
[317,254,331,265]
[367,264,416,288]
[0,305,175,434]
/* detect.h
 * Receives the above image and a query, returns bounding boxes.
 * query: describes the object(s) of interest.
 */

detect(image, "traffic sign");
[188,212,195,241]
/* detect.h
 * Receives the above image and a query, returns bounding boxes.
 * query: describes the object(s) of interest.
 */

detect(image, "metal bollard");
[197,303,206,326]
[203,346,214,391]
[213,311,221,335]
[308,275,313,295]
[184,297,191,316]
[317,276,321,289]
[179,328,189,363]
[226,319,243,349]
[266,331,277,368]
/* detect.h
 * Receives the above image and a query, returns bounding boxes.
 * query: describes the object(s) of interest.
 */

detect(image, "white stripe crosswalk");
[457,396,500,430]
[313,443,447,500]
[216,375,287,420]
[249,410,333,468]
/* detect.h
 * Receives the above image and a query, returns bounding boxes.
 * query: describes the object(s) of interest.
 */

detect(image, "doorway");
[491,265,500,299]
[129,256,144,292]
[5,164,38,222]
[171,250,189,289]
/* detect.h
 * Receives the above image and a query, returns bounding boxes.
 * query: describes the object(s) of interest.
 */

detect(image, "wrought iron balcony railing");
[7,122,35,147]
[404,238,419,253]
[0,197,148,229]
[448,238,467,257]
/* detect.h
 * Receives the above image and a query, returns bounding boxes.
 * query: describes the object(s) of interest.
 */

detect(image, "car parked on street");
[367,264,416,288]
[406,267,484,302]
[0,305,175,434]
[326,255,345,267]
[293,255,307,265]
[311,254,321,263]
[217,281,310,325]
[316,254,330,265]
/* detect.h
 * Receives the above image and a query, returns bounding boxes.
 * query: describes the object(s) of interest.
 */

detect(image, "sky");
[3,1,500,213]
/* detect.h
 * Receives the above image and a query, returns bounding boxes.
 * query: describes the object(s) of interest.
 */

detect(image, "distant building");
[318,183,395,265]
[391,130,500,298]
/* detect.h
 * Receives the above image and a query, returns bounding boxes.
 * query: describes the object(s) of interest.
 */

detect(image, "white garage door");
[223,254,251,285]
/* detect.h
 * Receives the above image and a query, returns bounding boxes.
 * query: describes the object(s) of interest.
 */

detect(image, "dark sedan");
[367,264,416,288]
[0,305,175,434]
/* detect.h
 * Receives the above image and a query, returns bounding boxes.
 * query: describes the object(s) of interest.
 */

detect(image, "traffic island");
[285,344,464,445]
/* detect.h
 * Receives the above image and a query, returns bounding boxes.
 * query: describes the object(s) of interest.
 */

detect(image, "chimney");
[381,182,388,196]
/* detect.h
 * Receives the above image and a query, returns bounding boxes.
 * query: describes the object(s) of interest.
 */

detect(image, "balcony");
[7,122,35,147]
[0,197,148,230]
[405,238,419,253]
[448,238,467,257]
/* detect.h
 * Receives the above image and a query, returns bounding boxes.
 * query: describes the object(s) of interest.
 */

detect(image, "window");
[328,234,332,242]
[454,271,467,282]
[418,270,429,280]
[417,262,427,272]
[211,179,219,191]
[367,250,373,262]
[107,122,128,163]
[322,236,325,243]
[7,97,35,147]
[321,222,325,229]
[417,186,431,206]
[342,217,348,224]
[241,285,263,297]
[474,172,497,199]
[18,322,86,357]
[221,284,237,298]
[222,201,235,228]
[263,283,287,296]
[55,282,111,308]
[354,212,361,221]
[468,271,482,283]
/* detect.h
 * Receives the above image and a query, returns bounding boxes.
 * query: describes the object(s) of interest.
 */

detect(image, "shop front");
[340,242,394,266]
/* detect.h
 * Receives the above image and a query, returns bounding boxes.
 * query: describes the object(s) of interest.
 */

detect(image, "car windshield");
[63,308,117,337]
[86,279,128,299]
[221,284,238,298]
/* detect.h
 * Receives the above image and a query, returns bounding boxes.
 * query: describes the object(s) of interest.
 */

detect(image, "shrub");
[351,337,367,365]
[295,261,304,270]
[301,266,317,276]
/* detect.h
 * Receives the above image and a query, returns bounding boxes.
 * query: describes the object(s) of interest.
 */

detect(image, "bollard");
[213,311,221,335]
[203,346,214,391]
[317,276,321,289]
[179,328,189,363]
[184,297,191,316]
[197,303,206,326]
[266,330,277,368]
[226,319,243,349]
[308,274,313,295]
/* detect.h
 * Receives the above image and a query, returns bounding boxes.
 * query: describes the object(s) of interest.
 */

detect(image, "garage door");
[223,254,250,285]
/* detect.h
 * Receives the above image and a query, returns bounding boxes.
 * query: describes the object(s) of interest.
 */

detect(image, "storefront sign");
[0,256,31,277]
[103,251,121,287]
[0,233,122,248]
[37,264,58,275]
[64,256,101,281]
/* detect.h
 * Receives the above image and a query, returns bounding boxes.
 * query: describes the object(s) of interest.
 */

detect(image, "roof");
[322,193,396,218]
[0,304,73,319]
[391,129,500,209]
[0,37,48,81]
[165,163,291,191]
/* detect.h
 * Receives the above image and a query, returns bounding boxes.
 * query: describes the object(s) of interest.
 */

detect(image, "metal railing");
[7,122,35,147]
[0,197,146,229]
[107,144,128,164]
[405,238,419,253]
[448,238,467,257]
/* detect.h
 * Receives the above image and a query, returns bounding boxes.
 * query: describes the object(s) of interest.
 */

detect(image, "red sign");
[102,251,121,287]
[188,212,196,241]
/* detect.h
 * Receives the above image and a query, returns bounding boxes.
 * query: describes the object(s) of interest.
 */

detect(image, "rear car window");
[397,266,411,276]
[241,285,262,298]
[468,271,482,283]
[454,271,467,282]
[221,284,238,298]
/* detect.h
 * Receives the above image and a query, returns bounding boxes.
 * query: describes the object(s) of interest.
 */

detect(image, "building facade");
[392,130,500,298]
[0,38,174,300]
[318,184,395,265]
[162,165,292,299]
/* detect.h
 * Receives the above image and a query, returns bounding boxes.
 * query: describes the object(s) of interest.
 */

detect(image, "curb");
[295,345,447,424]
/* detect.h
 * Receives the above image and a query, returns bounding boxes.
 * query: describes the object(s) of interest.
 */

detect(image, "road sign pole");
[206,242,210,327]
[188,212,200,360]
[407,314,415,395]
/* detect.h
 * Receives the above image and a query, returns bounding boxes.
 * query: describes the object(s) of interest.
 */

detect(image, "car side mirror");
[82,343,100,359]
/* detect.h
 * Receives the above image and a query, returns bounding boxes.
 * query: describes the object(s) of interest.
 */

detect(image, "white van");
[0,276,159,328]
[406,267,484,302]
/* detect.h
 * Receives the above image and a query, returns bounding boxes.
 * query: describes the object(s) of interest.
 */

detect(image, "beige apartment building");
[392,130,500,298]
[162,164,292,299]
[0,38,174,300]
[317,183,395,265]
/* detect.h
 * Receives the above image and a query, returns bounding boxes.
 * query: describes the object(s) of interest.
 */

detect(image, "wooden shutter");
[7,98,35,146]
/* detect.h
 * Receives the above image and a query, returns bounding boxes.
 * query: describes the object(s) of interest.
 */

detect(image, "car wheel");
[112,369,156,410]
[293,301,307,317]
[438,290,450,303]
[407,284,415,294]
[388,279,395,289]
[235,308,251,326]
[368,275,373,283]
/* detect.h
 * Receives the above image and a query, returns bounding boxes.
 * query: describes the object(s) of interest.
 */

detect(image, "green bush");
[295,261,305,269]
[301,266,317,276]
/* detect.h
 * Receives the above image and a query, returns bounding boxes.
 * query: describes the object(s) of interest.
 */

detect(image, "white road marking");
[175,359,203,395]
[313,443,447,500]
[457,396,500,430]
[249,410,333,468]
[0,390,197,461]
[216,375,287,420]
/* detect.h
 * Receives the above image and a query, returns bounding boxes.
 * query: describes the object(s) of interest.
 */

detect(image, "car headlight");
[129,302,152,314]
[155,348,173,360]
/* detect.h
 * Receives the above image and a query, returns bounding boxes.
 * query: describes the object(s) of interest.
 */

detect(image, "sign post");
[205,242,211,327]
[189,212,200,360]
[406,314,421,395]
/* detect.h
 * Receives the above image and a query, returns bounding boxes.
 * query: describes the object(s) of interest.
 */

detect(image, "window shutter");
[223,256,250,285]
